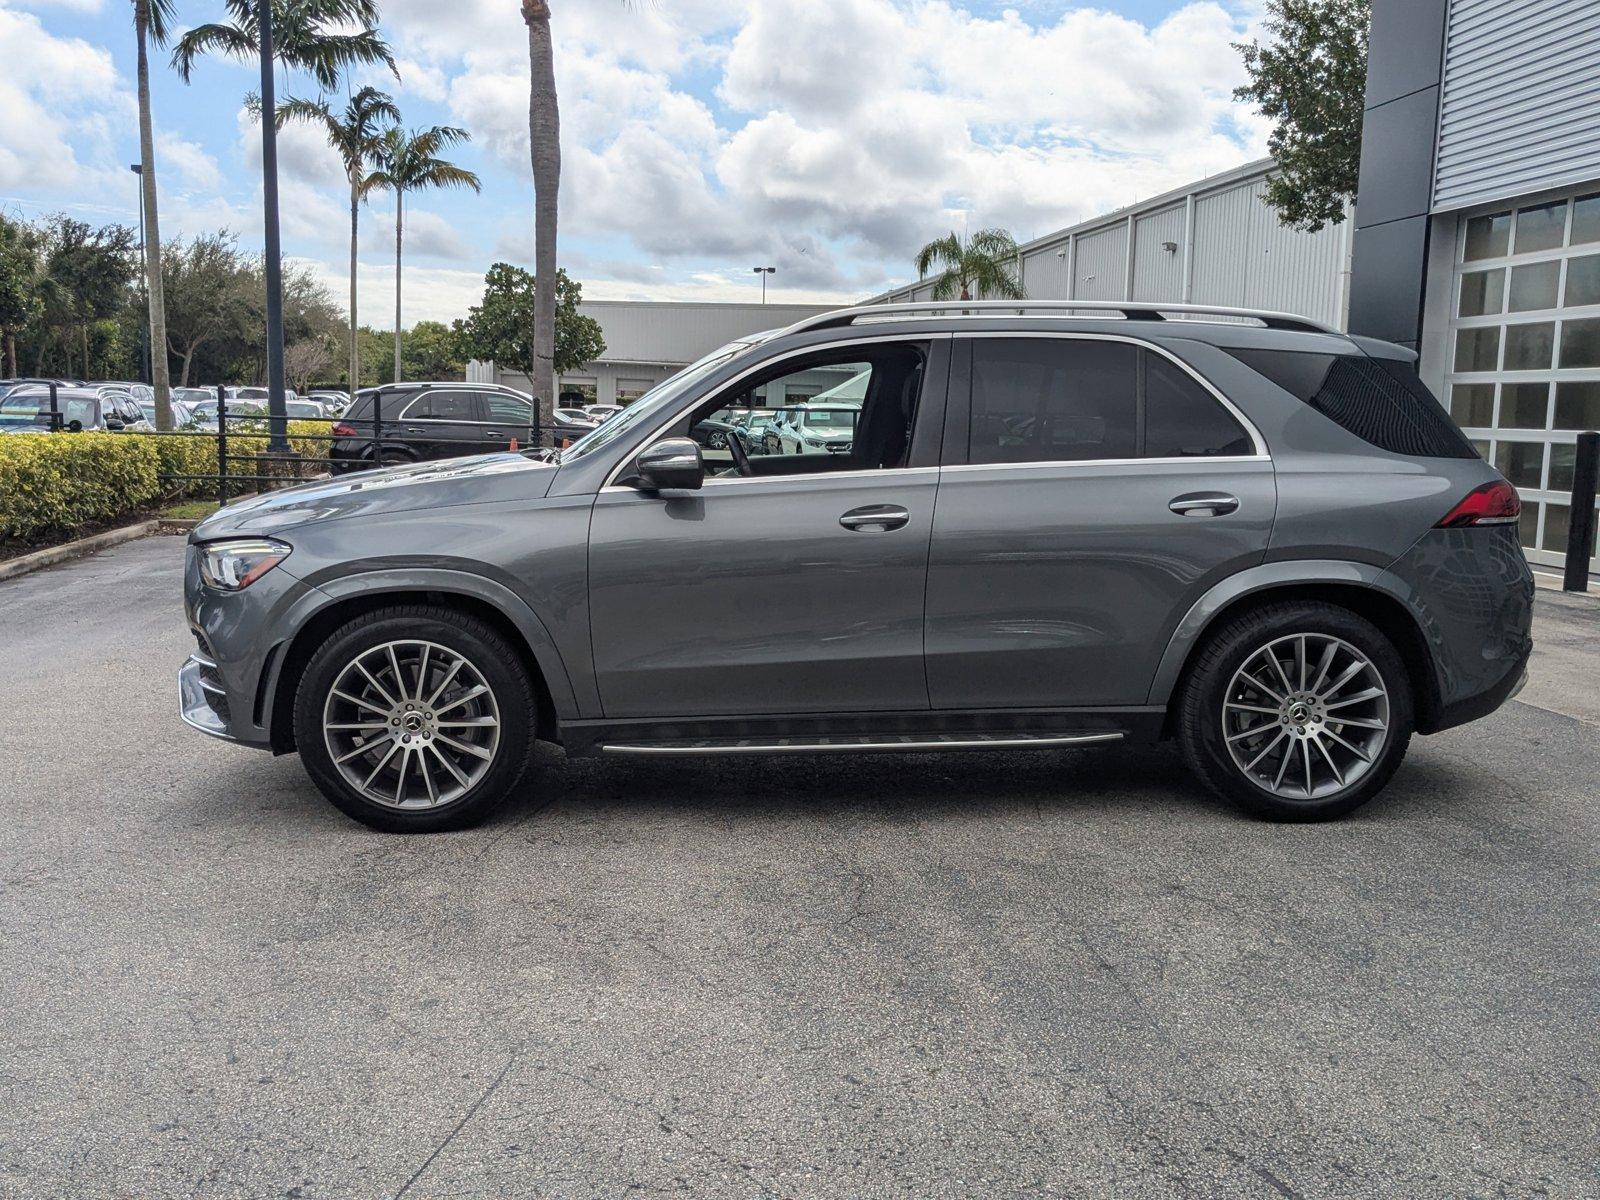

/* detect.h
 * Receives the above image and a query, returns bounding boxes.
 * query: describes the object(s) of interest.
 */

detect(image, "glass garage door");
[1447,189,1600,568]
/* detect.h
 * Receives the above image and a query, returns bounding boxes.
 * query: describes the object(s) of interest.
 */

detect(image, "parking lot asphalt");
[1,534,1596,1199]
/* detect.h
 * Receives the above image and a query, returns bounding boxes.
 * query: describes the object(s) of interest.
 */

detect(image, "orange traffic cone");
[509,437,518,450]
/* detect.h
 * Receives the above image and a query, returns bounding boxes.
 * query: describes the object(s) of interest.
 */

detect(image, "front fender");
[1144,559,1416,707]
[274,566,586,727]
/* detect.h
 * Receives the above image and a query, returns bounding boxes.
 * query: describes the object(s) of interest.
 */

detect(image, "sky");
[0,0,1272,329]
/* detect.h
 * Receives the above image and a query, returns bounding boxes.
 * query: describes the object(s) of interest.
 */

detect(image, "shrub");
[0,421,336,541]
[0,433,163,540]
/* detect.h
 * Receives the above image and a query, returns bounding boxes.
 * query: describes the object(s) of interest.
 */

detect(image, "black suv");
[329,382,591,473]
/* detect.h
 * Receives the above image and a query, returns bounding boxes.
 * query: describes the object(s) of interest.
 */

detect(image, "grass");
[160,499,221,521]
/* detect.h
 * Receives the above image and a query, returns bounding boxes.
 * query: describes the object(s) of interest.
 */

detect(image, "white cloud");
[156,132,223,193]
[0,8,128,195]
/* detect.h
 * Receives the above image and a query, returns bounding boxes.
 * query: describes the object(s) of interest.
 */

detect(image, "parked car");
[688,407,743,450]
[0,387,123,432]
[309,390,350,414]
[136,398,201,428]
[327,382,549,472]
[286,399,329,420]
[770,402,860,455]
[554,407,598,428]
[186,399,266,432]
[173,387,216,406]
[179,300,1533,834]
[95,387,153,430]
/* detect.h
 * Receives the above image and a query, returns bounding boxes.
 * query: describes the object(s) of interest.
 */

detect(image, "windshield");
[286,402,322,418]
[561,341,756,460]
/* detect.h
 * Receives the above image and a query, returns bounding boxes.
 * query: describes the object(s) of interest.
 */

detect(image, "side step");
[599,731,1124,756]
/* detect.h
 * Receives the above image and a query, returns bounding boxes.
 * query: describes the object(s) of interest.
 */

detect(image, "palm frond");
[170,22,256,80]
[914,232,962,280]
[144,0,180,47]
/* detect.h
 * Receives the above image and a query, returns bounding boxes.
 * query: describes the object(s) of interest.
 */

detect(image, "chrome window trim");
[599,465,941,494]
[600,332,952,489]
[939,454,1268,475]
[951,329,1270,460]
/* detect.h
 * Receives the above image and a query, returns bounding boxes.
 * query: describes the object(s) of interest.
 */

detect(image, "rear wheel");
[1177,602,1413,821]
[293,606,535,832]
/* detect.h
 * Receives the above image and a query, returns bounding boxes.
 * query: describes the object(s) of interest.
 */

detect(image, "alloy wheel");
[1221,633,1390,801]
[321,640,501,809]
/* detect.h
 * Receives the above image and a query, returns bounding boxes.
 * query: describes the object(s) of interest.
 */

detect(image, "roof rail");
[781,299,1344,338]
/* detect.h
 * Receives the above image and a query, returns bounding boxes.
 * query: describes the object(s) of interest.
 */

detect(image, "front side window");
[662,342,927,477]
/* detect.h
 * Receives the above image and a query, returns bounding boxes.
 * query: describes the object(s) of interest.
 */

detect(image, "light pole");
[129,163,150,385]
[752,265,775,303]
[257,0,290,453]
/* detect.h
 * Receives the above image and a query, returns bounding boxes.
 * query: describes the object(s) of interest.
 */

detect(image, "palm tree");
[914,229,1025,301]
[367,126,481,381]
[278,87,399,393]
[171,0,396,93]
[132,0,177,429]
[521,0,561,430]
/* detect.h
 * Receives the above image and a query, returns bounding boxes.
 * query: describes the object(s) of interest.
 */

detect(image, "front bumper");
[178,653,237,742]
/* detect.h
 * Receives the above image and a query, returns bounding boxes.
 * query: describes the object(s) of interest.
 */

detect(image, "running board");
[599,731,1125,756]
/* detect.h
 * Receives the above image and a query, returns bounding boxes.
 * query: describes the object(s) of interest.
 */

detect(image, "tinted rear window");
[1226,348,1476,459]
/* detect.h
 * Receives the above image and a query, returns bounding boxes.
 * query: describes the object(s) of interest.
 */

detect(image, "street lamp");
[129,163,150,385]
[752,265,776,304]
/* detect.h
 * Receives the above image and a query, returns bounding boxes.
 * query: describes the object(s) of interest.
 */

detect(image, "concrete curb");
[0,520,163,584]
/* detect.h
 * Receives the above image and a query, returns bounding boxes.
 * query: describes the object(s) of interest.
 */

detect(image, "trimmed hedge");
[0,422,331,542]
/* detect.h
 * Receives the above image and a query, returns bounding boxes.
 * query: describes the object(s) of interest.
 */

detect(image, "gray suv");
[179,302,1533,832]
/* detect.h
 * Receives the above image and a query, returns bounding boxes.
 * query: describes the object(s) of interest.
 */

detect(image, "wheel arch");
[1150,562,1441,736]
[266,575,576,753]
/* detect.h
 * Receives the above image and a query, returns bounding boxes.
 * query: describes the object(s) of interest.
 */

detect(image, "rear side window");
[403,391,477,421]
[1227,348,1476,458]
[969,339,1137,464]
[1144,354,1254,458]
[967,339,1252,464]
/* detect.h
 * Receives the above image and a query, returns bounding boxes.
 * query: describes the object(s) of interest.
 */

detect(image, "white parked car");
[584,404,624,423]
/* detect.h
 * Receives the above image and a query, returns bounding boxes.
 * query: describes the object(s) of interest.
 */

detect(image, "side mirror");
[636,437,704,491]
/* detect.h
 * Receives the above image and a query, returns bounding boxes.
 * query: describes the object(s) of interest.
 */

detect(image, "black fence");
[27,382,564,509]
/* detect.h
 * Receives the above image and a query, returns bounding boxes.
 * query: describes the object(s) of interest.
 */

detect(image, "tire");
[293,605,536,833]
[1176,601,1414,822]
[707,430,728,450]
[373,448,415,469]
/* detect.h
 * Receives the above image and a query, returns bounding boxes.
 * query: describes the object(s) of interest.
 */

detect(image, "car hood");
[191,451,559,541]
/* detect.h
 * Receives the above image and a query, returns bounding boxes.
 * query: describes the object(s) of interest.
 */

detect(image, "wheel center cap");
[402,712,425,732]
[1288,702,1311,725]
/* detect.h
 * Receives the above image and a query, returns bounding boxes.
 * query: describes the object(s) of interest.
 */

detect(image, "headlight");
[198,538,292,591]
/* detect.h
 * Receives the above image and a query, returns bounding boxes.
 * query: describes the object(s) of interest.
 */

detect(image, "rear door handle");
[1169,492,1240,517]
[839,504,910,532]
[483,430,503,438]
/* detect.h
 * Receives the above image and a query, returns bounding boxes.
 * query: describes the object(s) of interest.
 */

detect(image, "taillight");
[1435,479,1521,527]
[331,422,356,437]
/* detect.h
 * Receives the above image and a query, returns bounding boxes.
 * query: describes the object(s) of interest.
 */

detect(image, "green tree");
[42,218,138,378]
[1234,0,1370,232]
[0,216,44,378]
[171,0,396,93]
[276,86,399,395]
[131,0,177,426]
[402,320,464,380]
[160,231,256,386]
[452,263,604,379]
[367,124,481,382]
[913,229,1024,301]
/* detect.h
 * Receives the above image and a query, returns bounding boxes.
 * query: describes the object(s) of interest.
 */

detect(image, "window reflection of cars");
[775,404,860,455]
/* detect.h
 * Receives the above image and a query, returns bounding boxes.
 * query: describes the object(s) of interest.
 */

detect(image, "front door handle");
[483,430,503,438]
[1169,492,1240,517]
[839,504,910,532]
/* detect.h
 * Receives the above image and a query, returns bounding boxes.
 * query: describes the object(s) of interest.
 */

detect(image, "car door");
[396,389,486,461]
[924,334,1276,710]
[480,391,536,451]
[586,338,948,720]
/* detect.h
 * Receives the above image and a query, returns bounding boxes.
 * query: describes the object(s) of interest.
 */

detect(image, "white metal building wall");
[1433,0,1600,213]
[1131,206,1186,300]
[867,159,1350,327]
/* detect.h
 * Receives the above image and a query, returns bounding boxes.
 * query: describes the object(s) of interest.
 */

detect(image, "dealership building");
[484,0,1598,570]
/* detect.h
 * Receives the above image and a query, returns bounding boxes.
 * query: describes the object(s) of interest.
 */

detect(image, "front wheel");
[293,606,536,832]
[1177,602,1414,822]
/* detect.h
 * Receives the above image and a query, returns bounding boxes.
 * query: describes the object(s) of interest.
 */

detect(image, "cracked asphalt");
[1,534,1597,1199]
